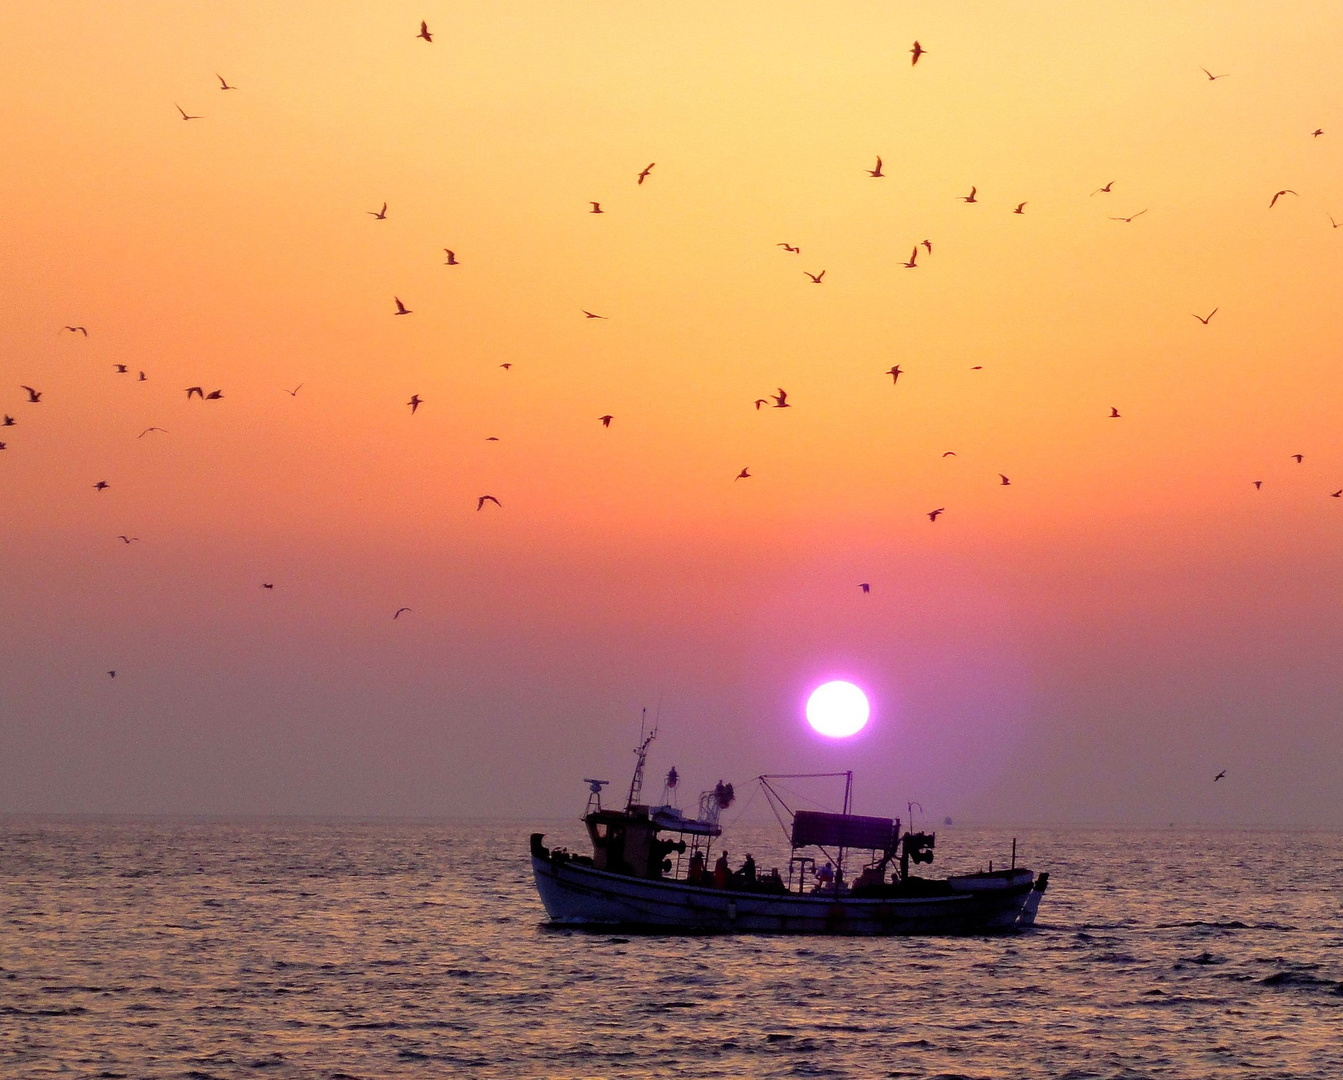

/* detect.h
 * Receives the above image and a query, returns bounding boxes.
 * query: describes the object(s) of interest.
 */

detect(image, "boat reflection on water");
[531,720,1049,935]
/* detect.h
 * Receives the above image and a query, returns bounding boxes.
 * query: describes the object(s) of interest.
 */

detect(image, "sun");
[805,681,870,738]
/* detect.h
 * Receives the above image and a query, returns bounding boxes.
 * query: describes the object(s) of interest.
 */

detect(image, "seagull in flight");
[1110,210,1148,222]
[1312,128,1324,137]
[859,583,870,594]
[217,74,236,90]
[777,243,800,253]
[117,535,139,544]
[1091,182,1114,195]
[138,371,147,381]
[1269,190,1298,208]
[1192,308,1218,324]
[583,310,607,319]
[138,427,168,437]
[2,415,13,426]
[1213,769,1226,781]
[735,467,751,481]
[407,394,423,414]
[868,156,884,178]
[1291,454,1303,463]
[444,249,459,265]
[753,398,768,410]
[94,480,109,491]
[284,384,303,396]
[205,389,223,400]
[1109,407,1121,418]
[1200,68,1228,80]
[771,388,790,408]
[999,474,1011,485]
[477,495,501,510]
[176,104,202,120]
[114,364,128,374]
[369,203,387,219]
[599,415,613,427]
[1253,480,1262,489]
[959,186,978,203]
[394,297,412,315]
[499,363,511,370]
[910,41,925,65]
[921,239,933,254]
[589,201,604,214]
[885,365,903,384]
[417,20,433,42]
[942,451,956,457]
[108,671,117,678]
[261,583,274,590]
[184,386,204,399]
[804,270,825,283]
[394,607,412,620]
[1329,215,1342,229]
[1330,490,1342,498]
[62,325,89,336]
[927,507,944,522]
[902,247,919,268]
[21,386,42,403]
[1013,202,1027,214]
[637,163,655,184]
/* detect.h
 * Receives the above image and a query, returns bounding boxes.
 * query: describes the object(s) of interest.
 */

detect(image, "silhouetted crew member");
[740,853,756,885]
[687,850,705,884]
[713,851,731,889]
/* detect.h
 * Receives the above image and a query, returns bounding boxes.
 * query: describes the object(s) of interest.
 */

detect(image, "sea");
[1,819,1340,1080]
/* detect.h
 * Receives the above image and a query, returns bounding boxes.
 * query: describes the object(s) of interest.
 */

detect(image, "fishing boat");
[530,721,1049,935]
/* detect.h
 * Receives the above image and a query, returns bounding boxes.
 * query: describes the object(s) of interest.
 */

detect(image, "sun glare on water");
[805,681,870,739]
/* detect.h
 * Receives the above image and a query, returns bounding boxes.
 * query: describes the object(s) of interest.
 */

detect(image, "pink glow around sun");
[805,681,871,738]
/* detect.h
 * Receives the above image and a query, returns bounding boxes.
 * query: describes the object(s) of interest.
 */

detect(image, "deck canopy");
[791,810,896,851]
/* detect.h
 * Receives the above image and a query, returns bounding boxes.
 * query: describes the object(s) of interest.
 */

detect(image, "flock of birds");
[5,20,1339,680]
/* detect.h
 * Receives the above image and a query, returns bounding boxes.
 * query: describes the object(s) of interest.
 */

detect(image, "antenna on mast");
[626,707,658,809]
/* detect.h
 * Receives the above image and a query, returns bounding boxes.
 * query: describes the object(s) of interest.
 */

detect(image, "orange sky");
[2,2,1341,822]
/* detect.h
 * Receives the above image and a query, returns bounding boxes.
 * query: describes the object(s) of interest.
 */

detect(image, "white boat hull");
[532,849,1047,935]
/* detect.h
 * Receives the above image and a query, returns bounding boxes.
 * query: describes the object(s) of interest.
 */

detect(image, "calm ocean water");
[1,819,1340,1079]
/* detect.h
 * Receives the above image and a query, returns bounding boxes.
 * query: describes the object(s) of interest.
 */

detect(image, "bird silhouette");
[1269,190,1298,208]
[394,297,412,315]
[589,201,603,214]
[637,163,655,184]
[417,20,433,41]
[217,74,236,90]
[1091,182,1114,195]
[408,394,423,414]
[959,186,978,203]
[868,156,884,178]
[1192,308,1218,324]
[108,671,116,678]
[62,325,89,336]
[205,390,223,400]
[477,495,501,510]
[859,583,870,593]
[117,535,139,544]
[753,398,768,410]
[369,203,387,219]
[1110,210,1147,222]
[444,249,458,265]
[886,365,903,384]
[486,436,499,441]
[804,270,825,283]
[902,247,919,268]
[927,508,944,522]
[735,467,751,481]
[1200,68,1229,80]
[582,310,607,319]
[1312,128,1324,137]
[1291,454,1303,463]
[1330,215,1342,229]
[1013,202,1027,214]
[94,481,109,491]
[21,386,41,403]
[138,427,167,437]
[771,388,790,408]
[599,415,613,427]
[777,243,800,253]
[261,583,274,590]
[114,364,128,374]
[999,474,1011,485]
[2,415,13,426]
[1253,481,1262,489]
[1109,407,1121,418]
[184,386,204,399]
[942,451,956,457]
[499,363,511,370]
[910,41,925,65]
[284,384,303,396]
[1213,769,1226,781]
[921,239,933,254]
[394,607,412,619]
[138,371,147,381]
[175,104,202,120]
[1331,490,1342,498]
[0,441,6,449]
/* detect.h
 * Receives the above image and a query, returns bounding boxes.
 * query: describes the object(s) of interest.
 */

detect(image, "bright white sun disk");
[806,681,870,738]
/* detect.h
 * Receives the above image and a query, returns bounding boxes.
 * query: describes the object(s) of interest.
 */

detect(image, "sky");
[2,2,1341,825]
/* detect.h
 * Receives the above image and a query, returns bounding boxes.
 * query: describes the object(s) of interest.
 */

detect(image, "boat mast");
[626,707,658,810]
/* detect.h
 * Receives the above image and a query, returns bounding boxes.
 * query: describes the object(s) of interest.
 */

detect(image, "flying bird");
[138,371,147,381]
[886,365,903,384]
[486,436,499,441]
[138,427,167,437]
[108,671,116,678]
[771,388,790,408]
[284,384,303,396]
[1191,308,1218,324]
[261,583,274,590]
[94,481,109,491]
[753,398,768,410]
[910,41,925,65]
[217,74,236,90]
[444,249,458,265]
[1269,190,1298,208]
[599,415,613,427]
[589,201,604,214]
[184,386,204,399]
[1312,128,1324,138]
[1200,68,1228,80]
[393,297,412,315]
[117,535,139,544]
[927,508,944,522]
[2,415,13,426]
[477,495,501,510]
[1291,454,1303,463]
[407,394,423,414]
[394,607,412,619]
[417,20,433,42]
[637,163,655,184]
[1330,215,1342,229]
[1110,210,1148,222]
[902,247,919,268]
[114,364,128,374]
[21,386,41,403]
[1213,770,1226,781]
[0,441,6,449]
[867,156,884,178]
[921,239,933,254]
[62,325,89,336]
[1013,202,1027,214]
[735,467,751,481]
[999,474,1011,485]
[959,186,978,203]
[176,104,202,120]
[368,203,387,219]
[1109,407,1121,418]
[942,451,956,457]
[777,243,800,253]
[499,363,511,370]
[1331,490,1342,498]
[582,310,607,319]
[1091,182,1114,195]
[205,390,223,400]
[804,270,825,283]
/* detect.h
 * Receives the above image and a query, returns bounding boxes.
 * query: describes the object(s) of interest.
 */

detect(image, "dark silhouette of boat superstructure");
[531,720,1048,934]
